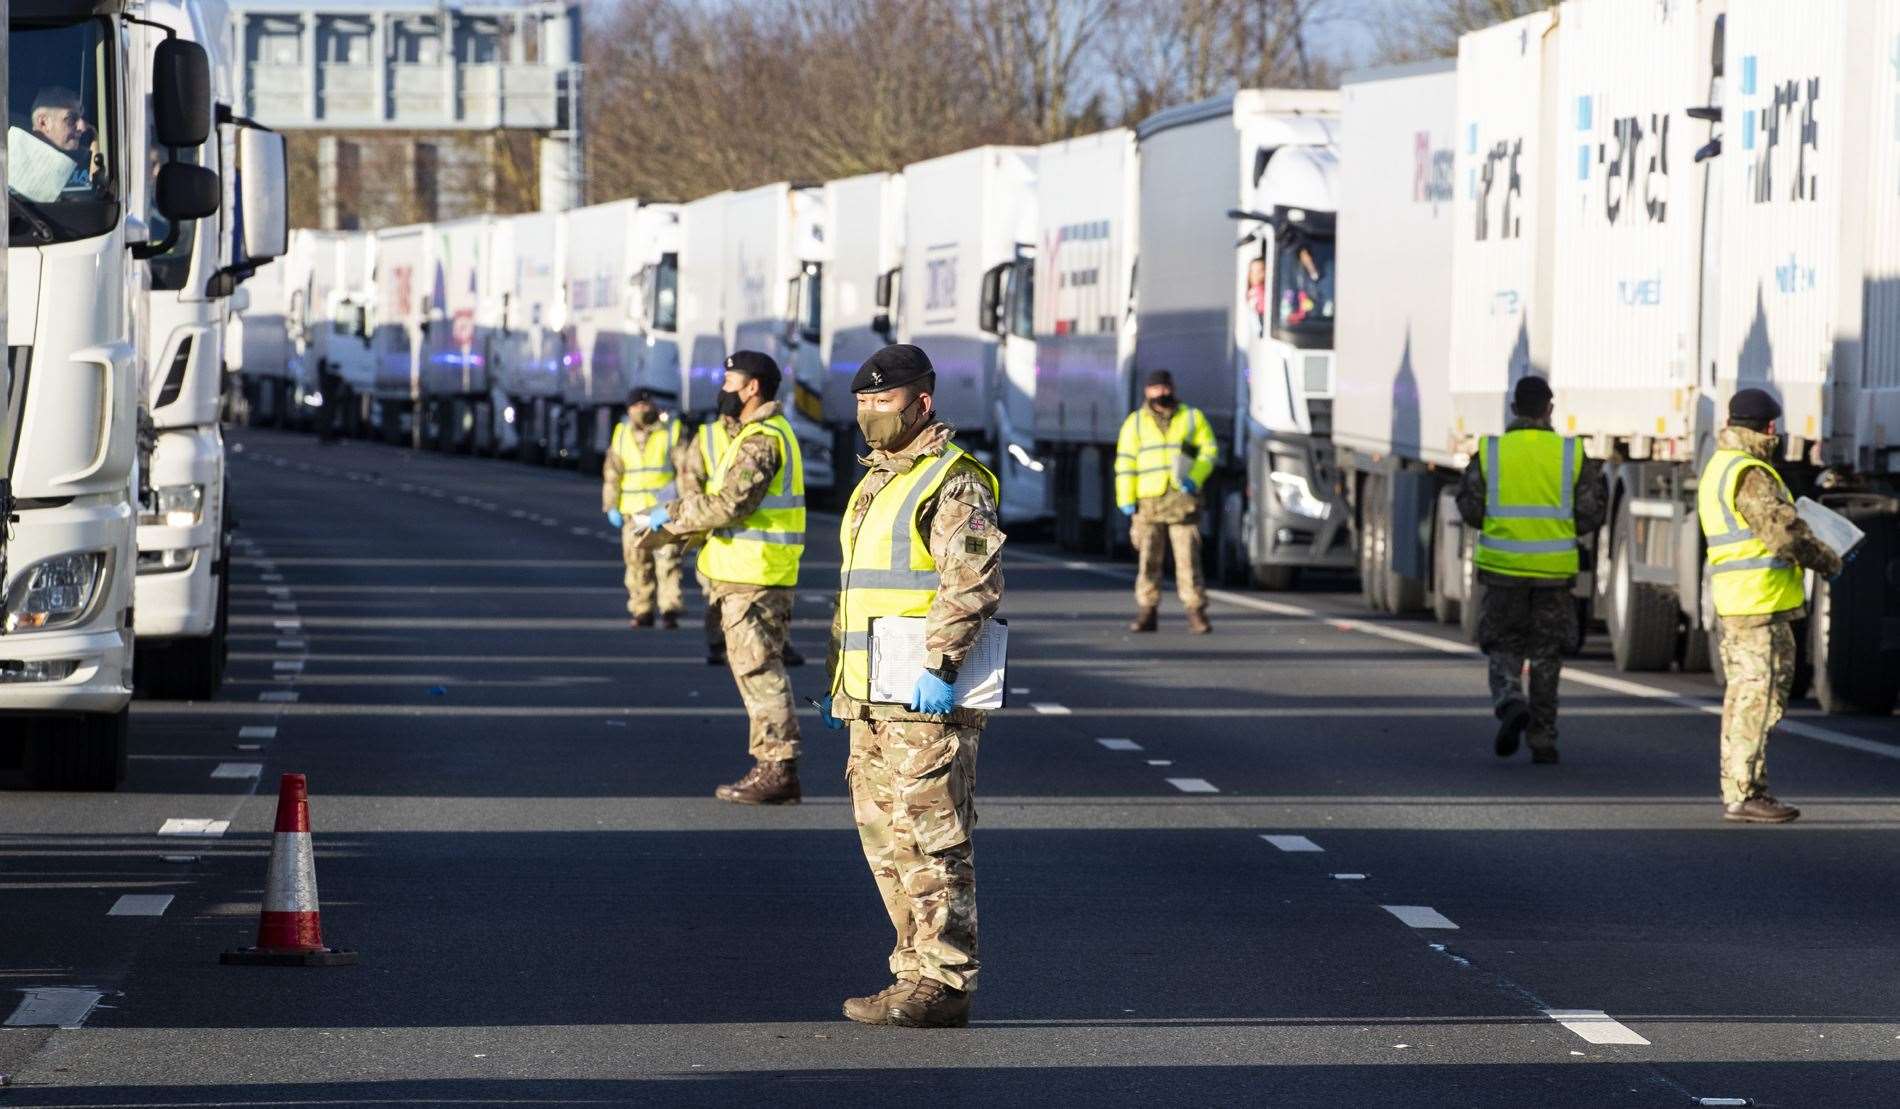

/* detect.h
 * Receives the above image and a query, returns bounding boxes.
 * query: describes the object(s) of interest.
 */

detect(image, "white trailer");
[367,223,427,444]
[414,216,494,454]
[225,252,290,419]
[278,228,374,438]
[676,191,729,429]
[487,209,565,461]
[820,171,905,471]
[897,146,1043,523]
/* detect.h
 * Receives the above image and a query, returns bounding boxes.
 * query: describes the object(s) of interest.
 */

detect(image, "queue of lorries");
[234,0,1900,724]
[3,0,289,787]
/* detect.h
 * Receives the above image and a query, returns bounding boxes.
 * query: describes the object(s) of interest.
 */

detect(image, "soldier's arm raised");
[920,465,1006,668]
[1734,467,1842,576]
[664,432,779,534]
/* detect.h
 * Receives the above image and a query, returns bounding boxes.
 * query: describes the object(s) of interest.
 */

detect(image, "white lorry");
[486,208,564,461]
[280,227,374,439]
[5,0,231,785]
[819,171,904,479]
[367,221,426,446]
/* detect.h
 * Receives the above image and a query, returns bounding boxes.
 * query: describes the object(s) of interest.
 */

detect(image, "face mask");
[1150,393,1177,410]
[859,397,923,451]
[716,388,745,420]
[634,409,658,426]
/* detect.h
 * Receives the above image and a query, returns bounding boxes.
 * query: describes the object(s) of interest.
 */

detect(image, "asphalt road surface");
[4,427,1898,1108]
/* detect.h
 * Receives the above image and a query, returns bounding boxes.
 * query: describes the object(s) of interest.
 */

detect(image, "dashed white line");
[570,526,592,536]
[1543,1009,1651,1046]
[1381,905,1458,930]
[1261,834,1323,852]
[260,574,285,583]
[158,818,229,837]
[1096,738,1142,751]
[1009,687,1030,695]
[1166,777,1219,794]
[1331,873,1367,880]
[5,988,104,1028]
[107,894,174,917]
[1031,703,1071,716]
[266,586,290,597]
[273,660,305,672]
[238,726,277,740]
[276,639,306,650]
[1146,759,1173,766]
[272,619,301,631]
[211,762,263,780]
[259,691,300,703]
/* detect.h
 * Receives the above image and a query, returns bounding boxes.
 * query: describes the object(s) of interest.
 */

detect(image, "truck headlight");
[1269,472,1332,520]
[140,484,205,528]
[4,551,108,632]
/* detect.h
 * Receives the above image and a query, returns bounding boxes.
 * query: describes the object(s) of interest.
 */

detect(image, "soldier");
[676,411,805,669]
[601,389,684,629]
[818,343,1003,1030]
[1697,388,1842,823]
[652,352,806,804]
[1455,376,1605,764]
[1115,370,1217,634]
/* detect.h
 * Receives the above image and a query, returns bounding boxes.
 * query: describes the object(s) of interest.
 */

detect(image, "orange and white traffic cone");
[222,772,357,966]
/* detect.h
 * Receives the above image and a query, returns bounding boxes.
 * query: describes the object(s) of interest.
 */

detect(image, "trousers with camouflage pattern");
[847,719,980,991]
[1478,584,1576,751]
[620,524,684,619]
[711,585,799,761]
[1717,618,1795,805]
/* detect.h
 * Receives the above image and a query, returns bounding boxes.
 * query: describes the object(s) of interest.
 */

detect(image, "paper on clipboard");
[868,617,1008,710]
[1795,497,1866,561]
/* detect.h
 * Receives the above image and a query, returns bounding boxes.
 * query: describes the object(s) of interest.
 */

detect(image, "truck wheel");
[23,711,129,790]
[1252,563,1297,591]
[1606,504,1675,671]
[1809,565,1898,715]
[1357,477,1381,610]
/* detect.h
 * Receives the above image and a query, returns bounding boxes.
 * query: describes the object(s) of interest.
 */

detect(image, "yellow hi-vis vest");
[696,415,805,587]
[695,418,735,477]
[609,419,681,515]
[1114,404,1217,507]
[1697,448,1806,617]
[1473,429,1583,579]
[831,444,998,703]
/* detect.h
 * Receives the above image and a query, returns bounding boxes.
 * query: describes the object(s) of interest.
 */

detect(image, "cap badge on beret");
[870,368,884,386]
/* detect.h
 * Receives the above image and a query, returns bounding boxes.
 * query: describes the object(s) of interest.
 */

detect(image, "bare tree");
[1374,0,1555,62]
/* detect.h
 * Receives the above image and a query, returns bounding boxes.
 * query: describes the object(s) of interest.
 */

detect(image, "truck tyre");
[1357,476,1382,610]
[23,711,129,790]
[1809,566,1898,715]
[1252,563,1297,591]
[1606,503,1675,671]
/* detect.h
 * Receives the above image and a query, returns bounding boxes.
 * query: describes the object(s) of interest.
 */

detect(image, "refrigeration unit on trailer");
[368,223,426,445]
[898,146,1044,523]
[415,216,494,454]
[134,0,288,701]
[1331,61,1466,622]
[1031,128,1137,551]
[487,209,565,461]
[820,171,905,478]
[4,0,226,786]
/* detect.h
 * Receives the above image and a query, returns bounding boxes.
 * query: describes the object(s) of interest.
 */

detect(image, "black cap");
[724,350,781,396]
[626,387,655,407]
[852,344,934,393]
[1145,369,1175,390]
[1729,387,1782,423]
[1511,375,1553,413]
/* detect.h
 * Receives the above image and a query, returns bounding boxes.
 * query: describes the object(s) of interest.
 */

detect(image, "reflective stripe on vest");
[832,444,998,702]
[696,415,805,588]
[1696,448,1806,617]
[1472,430,1581,578]
[1115,405,1209,503]
[611,420,680,514]
[697,419,735,476]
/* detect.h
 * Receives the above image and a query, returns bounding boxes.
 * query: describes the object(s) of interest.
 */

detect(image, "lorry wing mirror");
[872,312,892,340]
[979,262,1006,336]
[156,162,220,220]
[237,127,289,261]
[1226,208,1271,223]
[875,269,893,308]
[154,40,212,147]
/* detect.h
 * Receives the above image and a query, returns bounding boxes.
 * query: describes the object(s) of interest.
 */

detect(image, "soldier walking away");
[602,389,685,629]
[820,344,1004,1030]
[653,353,806,804]
[1697,388,1843,824]
[677,411,805,669]
[1115,370,1218,634]
[1456,376,1605,765]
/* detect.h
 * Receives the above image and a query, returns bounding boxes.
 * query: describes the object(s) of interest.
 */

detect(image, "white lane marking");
[1544,1009,1651,1046]
[271,603,298,613]
[1147,759,1173,766]
[266,586,290,597]
[1696,1100,1750,1107]
[1382,905,1458,930]
[1332,873,1367,880]
[259,691,300,703]
[260,574,285,583]
[570,526,592,536]
[1166,777,1219,794]
[1010,687,1030,695]
[108,894,174,917]
[6,988,105,1028]
[1096,738,1142,751]
[1261,834,1323,852]
[800,593,828,605]
[276,638,306,650]
[234,744,262,752]
[158,818,229,837]
[238,726,277,740]
[211,762,263,780]
[162,854,198,864]
[273,660,305,672]
[272,619,301,631]
[1031,703,1071,716]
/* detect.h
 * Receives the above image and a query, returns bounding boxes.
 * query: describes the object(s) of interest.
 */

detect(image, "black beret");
[724,350,780,393]
[1729,387,1782,423]
[626,387,655,407]
[1512,375,1553,410]
[852,344,934,393]
[1144,369,1175,389]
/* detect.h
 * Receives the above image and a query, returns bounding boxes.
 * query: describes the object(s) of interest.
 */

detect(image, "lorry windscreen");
[8,17,120,246]
[1273,234,1335,345]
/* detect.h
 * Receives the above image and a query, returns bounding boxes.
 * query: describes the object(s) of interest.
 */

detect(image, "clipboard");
[867,617,1008,710]
[1795,497,1866,561]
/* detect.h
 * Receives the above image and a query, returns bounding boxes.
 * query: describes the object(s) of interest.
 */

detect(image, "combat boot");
[630,612,655,629]
[1186,607,1212,634]
[660,611,680,630]
[707,647,727,666]
[1724,794,1800,823]
[842,978,917,1025]
[1494,702,1529,758]
[884,978,970,1029]
[1129,606,1158,633]
[714,759,801,805]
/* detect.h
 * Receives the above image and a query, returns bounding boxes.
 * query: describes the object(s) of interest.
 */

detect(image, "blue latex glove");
[646,505,670,530]
[606,509,623,528]
[1180,478,1198,494]
[909,671,956,714]
[818,694,844,731]
[1119,504,1136,518]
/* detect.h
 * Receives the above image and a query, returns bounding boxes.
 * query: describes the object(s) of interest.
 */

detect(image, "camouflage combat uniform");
[830,420,1005,992]
[1129,406,1206,610]
[675,418,738,655]
[601,421,685,621]
[1456,416,1607,753]
[1711,425,1842,805]
[664,403,800,763]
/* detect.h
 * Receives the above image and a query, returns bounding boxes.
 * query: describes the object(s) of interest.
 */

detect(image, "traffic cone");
[221,773,357,966]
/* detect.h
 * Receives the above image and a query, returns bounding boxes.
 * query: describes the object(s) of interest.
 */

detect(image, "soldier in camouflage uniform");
[1699,389,1842,823]
[655,352,805,804]
[601,390,685,628]
[1456,377,1606,764]
[820,345,1004,1030]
